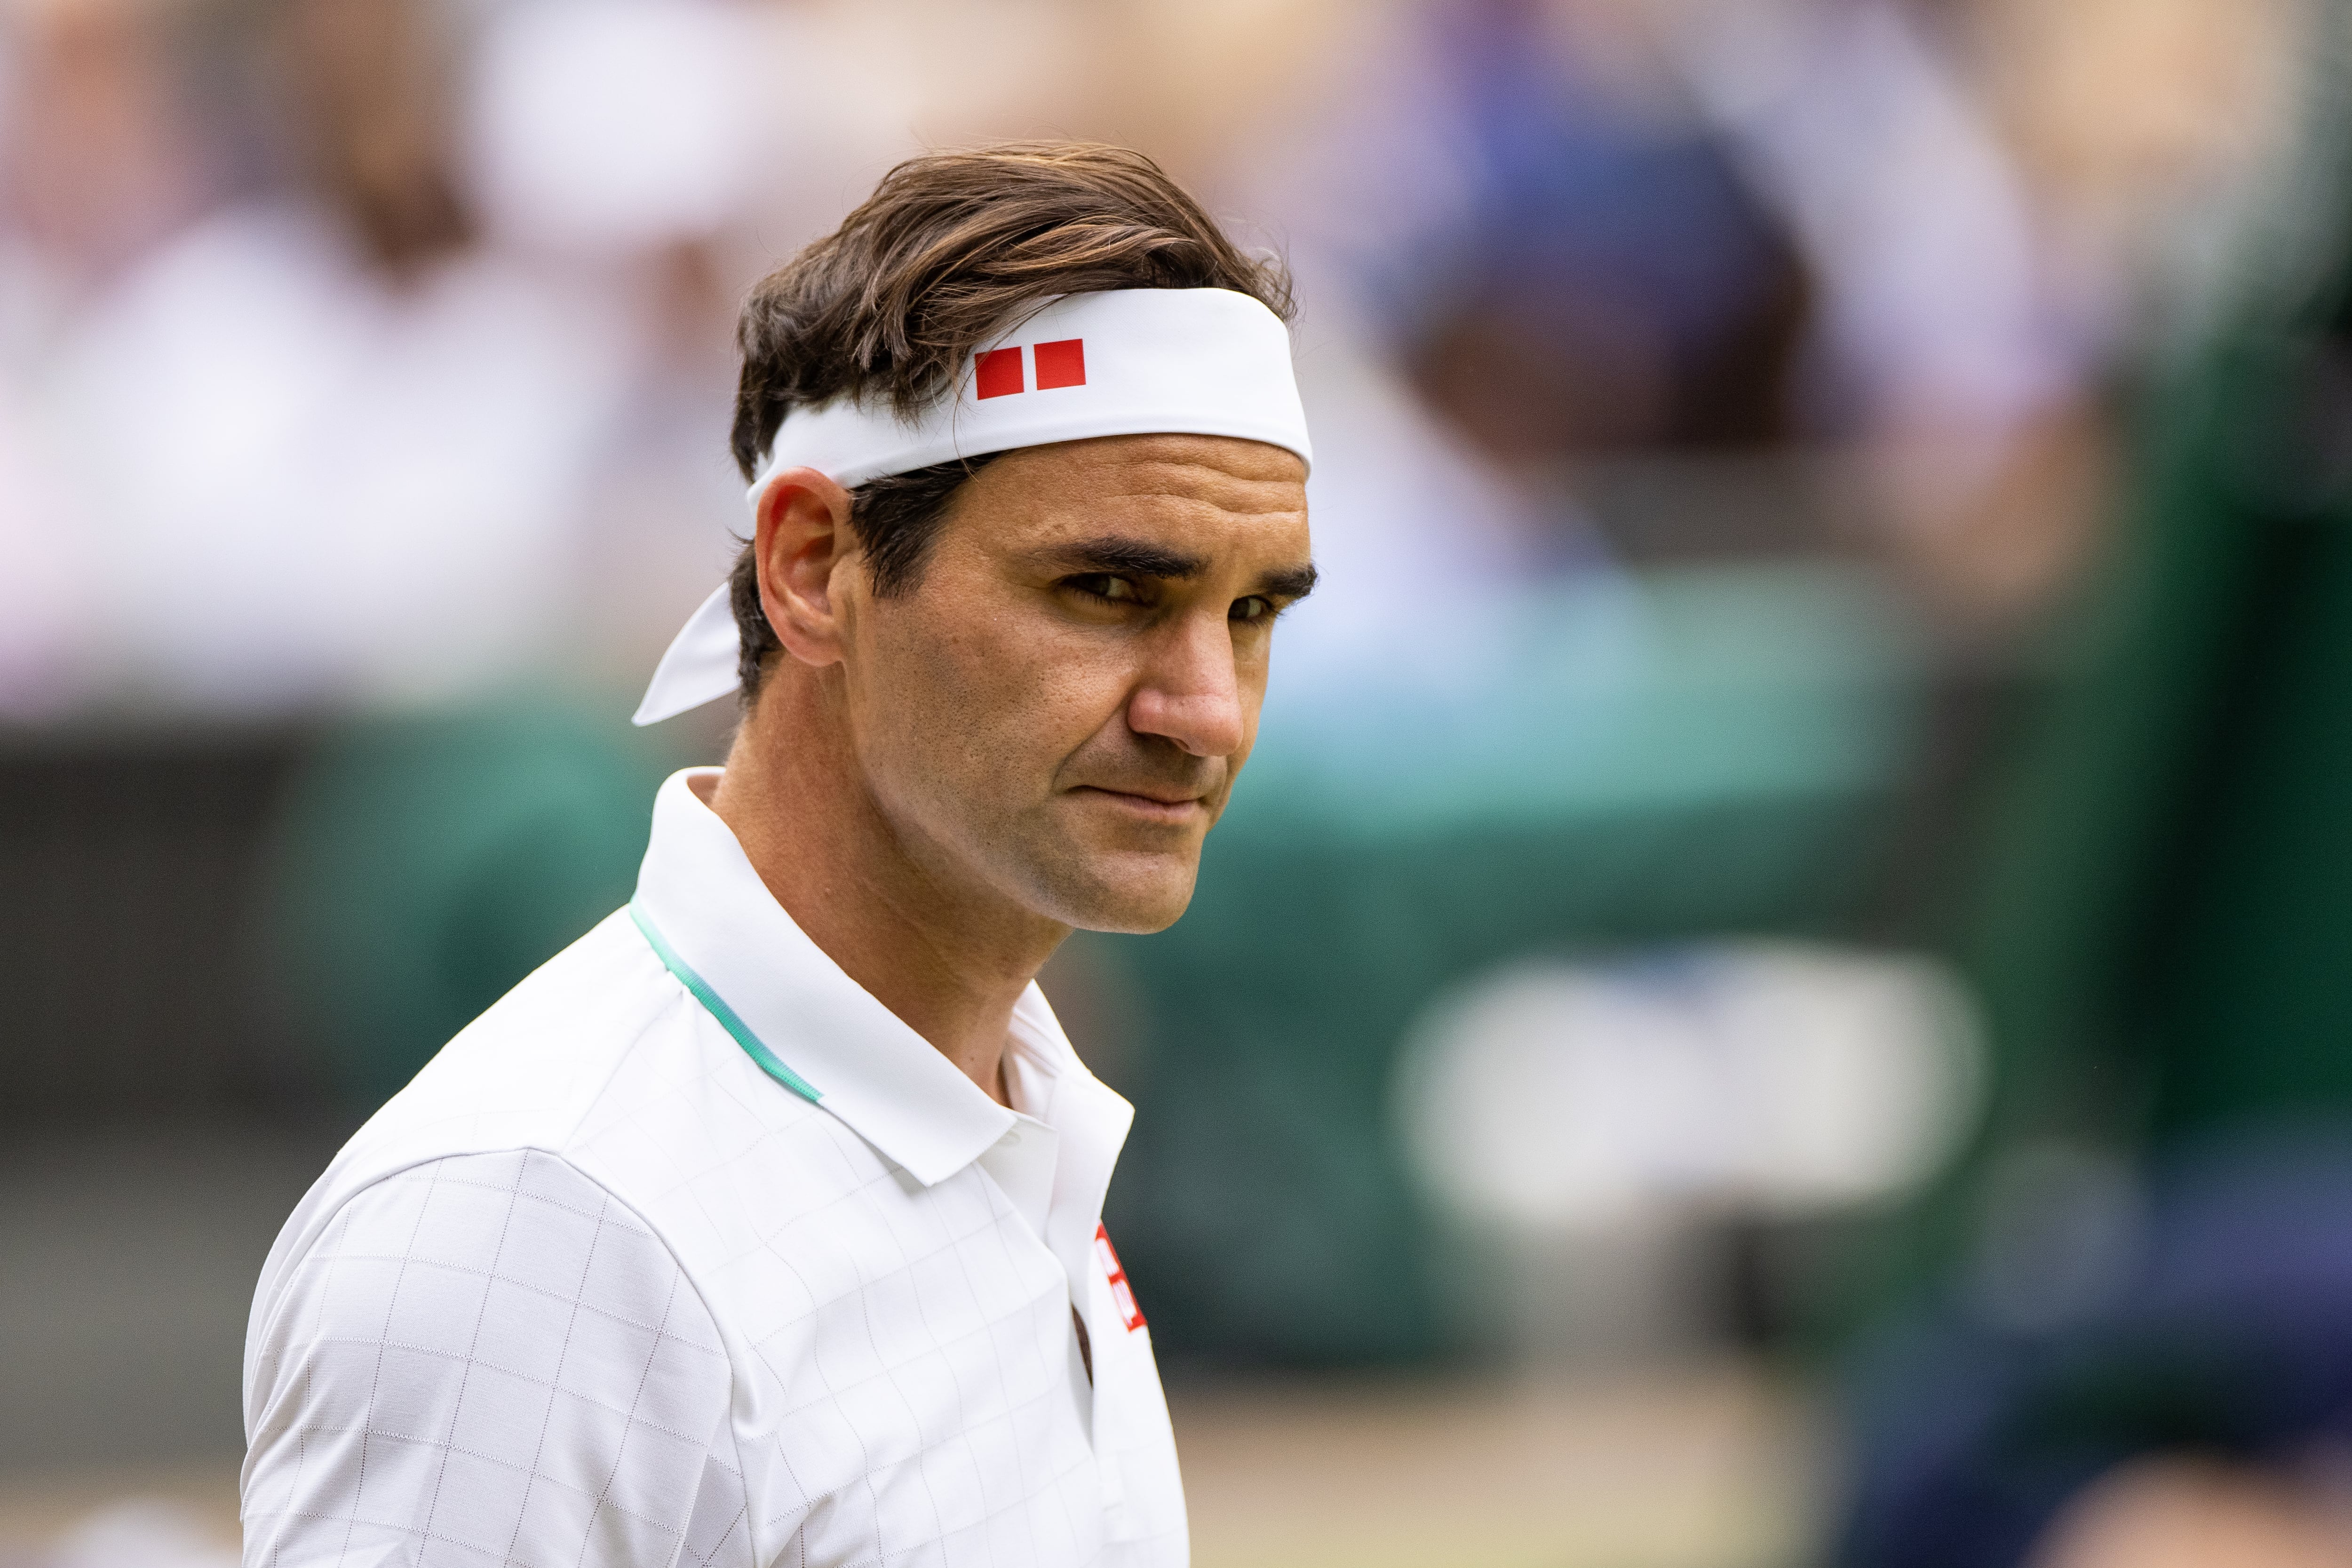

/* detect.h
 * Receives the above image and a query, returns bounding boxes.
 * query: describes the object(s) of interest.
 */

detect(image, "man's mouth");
[1069,784,1209,820]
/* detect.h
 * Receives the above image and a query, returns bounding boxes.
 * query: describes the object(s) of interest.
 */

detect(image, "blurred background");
[7,0,2352,1563]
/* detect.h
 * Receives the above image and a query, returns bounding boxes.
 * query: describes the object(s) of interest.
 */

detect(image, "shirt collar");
[631,768,1131,1194]
[1007,996,1136,1282]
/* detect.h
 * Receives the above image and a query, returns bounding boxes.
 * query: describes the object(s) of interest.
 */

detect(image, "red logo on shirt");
[974,339,1087,399]
[1095,1223,1145,1331]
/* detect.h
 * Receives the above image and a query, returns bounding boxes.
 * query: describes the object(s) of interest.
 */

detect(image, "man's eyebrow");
[1259,563,1319,602]
[1037,536,1208,580]
[1033,536,1317,601]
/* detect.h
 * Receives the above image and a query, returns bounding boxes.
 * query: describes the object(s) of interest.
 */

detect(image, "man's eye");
[1230,596,1274,623]
[1070,575,1144,604]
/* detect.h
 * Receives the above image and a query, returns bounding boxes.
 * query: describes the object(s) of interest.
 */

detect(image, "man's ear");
[753,467,857,668]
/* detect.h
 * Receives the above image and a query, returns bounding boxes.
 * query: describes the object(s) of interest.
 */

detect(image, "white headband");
[632,287,1313,725]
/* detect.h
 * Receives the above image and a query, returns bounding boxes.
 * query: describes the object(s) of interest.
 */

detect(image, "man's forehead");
[1001,432,1302,490]
[977,434,1308,534]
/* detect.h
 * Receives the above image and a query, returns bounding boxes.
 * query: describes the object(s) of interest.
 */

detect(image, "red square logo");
[1033,338,1086,390]
[975,347,1024,399]
[1095,1223,1145,1331]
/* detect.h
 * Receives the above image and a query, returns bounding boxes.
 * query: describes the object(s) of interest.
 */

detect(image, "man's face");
[834,432,1313,933]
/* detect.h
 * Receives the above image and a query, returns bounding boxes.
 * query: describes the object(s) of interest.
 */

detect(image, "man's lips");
[1069,784,1210,819]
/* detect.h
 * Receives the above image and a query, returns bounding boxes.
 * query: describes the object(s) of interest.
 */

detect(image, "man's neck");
[706,679,1065,1107]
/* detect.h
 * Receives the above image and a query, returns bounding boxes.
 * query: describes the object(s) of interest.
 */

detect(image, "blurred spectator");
[0,0,213,293]
[1372,2,1813,463]
[0,0,921,718]
[1249,0,1817,550]
[6,0,616,712]
[0,0,217,714]
[1897,0,2307,621]
[1962,0,2304,349]
[1258,0,2071,458]
[1240,0,2251,629]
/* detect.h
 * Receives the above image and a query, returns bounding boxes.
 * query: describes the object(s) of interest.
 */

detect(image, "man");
[240,143,1314,1568]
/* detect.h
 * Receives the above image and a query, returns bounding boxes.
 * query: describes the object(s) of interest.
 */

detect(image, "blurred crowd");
[0,0,2294,717]
[7,1,2349,1566]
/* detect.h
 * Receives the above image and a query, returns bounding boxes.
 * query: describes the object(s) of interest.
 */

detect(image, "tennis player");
[240,143,1313,1568]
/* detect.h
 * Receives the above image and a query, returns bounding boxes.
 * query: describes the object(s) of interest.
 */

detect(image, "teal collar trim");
[630,901,823,1105]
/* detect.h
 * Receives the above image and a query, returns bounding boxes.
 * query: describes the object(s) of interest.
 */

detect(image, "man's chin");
[1021,849,1200,935]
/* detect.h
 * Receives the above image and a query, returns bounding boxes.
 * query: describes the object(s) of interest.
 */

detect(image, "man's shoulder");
[250,911,697,1322]
[254,904,866,1330]
[360,906,679,1161]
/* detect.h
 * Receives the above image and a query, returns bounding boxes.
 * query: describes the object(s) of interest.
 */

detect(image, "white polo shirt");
[241,769,1187,1568]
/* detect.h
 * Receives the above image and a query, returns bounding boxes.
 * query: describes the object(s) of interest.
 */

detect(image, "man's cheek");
[1020,652,1128,731]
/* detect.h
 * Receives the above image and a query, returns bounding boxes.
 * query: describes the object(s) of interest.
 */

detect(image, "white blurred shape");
[1397,942,1984,1232]
[465,0,766,253]
[0,373,96,717]
[47,1500,236,1568]
[45,205,628,712]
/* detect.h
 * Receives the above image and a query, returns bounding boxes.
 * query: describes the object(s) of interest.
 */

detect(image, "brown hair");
[724,141,1293,700]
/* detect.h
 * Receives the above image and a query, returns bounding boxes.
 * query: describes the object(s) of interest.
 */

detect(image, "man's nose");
[1127,615,1246,758]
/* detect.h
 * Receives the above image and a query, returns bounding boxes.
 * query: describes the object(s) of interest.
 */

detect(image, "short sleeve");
[242,1150,747,1568]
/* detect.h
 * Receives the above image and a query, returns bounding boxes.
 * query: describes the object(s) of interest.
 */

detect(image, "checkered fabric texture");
[244,914,1187,1568]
